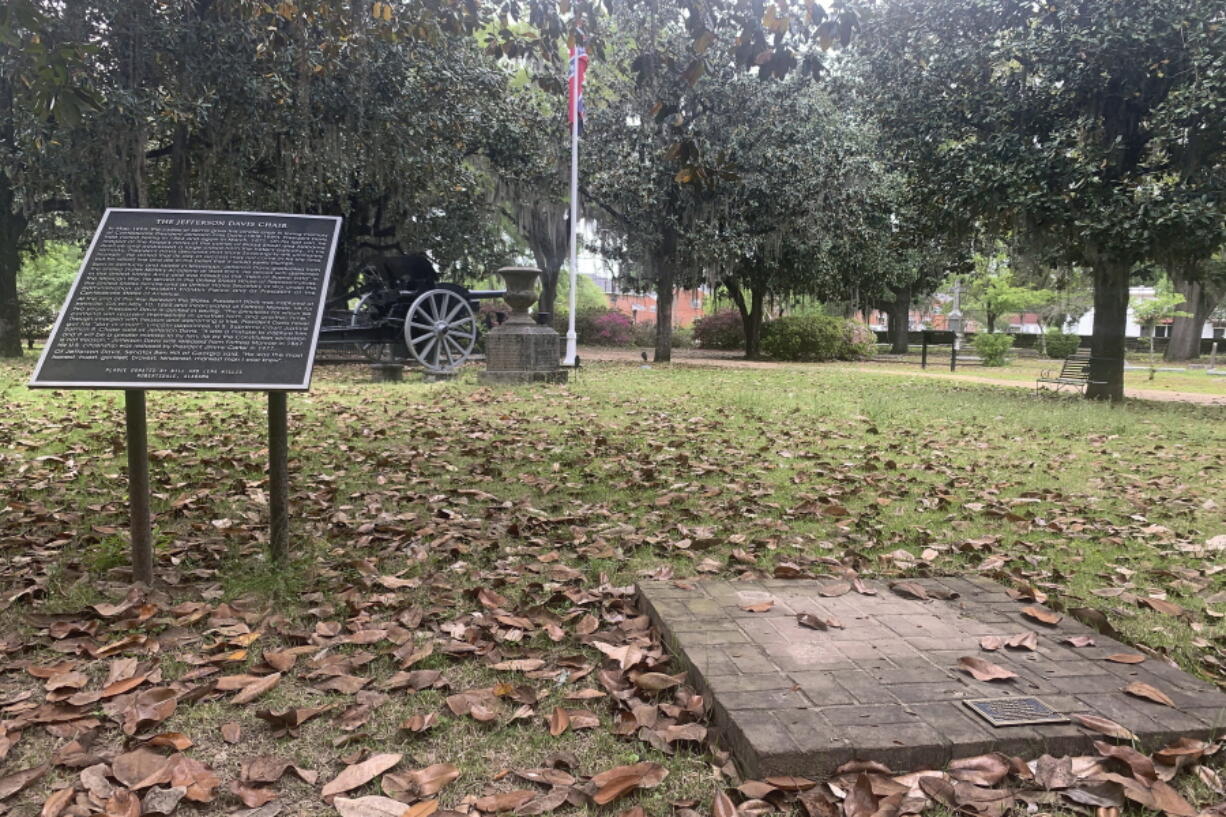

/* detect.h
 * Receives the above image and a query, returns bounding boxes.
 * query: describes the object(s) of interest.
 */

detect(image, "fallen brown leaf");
[957,656,1018,682]
[1070,713,1137,741]
[797,612,843,631]
[230,780,278,808]
[947,754,1010,786]
[889,582,929,601]
[1139,597,1187,619]
[104,789,141,817]
[1122,681,1175,708]
[334,795,429,817]
[548,707,569,737]
[590,762,669,805]
[40,785,75,817]
[513,786,570,815]
[1021,606,1062,626]
[321,753,402,802]
[819,581,851,598]
[763,776,816,792]
[111,749,167,788]
[402,763,460,797]
[121,687,178,735]
[630,671,684,692]
[843,774,878,817]
[1093,741,1156,784]
[232,672,281,705]
[475,790,536,812]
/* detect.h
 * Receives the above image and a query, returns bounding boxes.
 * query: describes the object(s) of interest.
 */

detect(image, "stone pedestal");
[480,267,568,385]
[422,370,457,383]
[369,363,404,383]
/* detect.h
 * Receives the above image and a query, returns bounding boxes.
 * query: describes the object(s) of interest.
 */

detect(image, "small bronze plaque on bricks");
[963,697,1070,727]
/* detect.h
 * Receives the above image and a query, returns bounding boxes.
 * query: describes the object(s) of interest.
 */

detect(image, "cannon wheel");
[405,285,478,373]
[349,291,407,361]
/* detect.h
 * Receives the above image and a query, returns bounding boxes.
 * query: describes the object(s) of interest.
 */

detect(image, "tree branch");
[578,184,632,229]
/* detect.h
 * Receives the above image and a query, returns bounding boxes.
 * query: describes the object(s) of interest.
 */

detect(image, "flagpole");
[563,44,580,367]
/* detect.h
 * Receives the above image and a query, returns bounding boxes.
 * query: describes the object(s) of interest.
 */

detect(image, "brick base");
[637,578,1226,778]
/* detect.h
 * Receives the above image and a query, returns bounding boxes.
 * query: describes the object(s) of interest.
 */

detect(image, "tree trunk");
[1086,259,1130,401]
[986,312,997,334]
[745,286,765,359]
[166,122,190,209]
[652,227,677,363]
[0,64,23,357]
[532,232,562,317]
[525,199,568,320]
[0,202,25,358]
[883,285,910,353]
[1164,273,1219,362]
[726,278,749,350]
[725,278,766,359]
[537,266,559,316]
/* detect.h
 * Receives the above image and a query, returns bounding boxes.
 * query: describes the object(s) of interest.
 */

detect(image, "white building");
[1068,287,1222,340]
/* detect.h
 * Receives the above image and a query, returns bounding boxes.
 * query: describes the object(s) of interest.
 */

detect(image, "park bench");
[1035,353,1105,395]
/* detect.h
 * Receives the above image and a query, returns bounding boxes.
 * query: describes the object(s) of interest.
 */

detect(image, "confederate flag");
[568,31,588,131]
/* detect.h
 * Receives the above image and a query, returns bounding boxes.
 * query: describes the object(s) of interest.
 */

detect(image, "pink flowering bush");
[586,309,635,346]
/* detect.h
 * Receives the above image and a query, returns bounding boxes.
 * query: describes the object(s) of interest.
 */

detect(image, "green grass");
[864,349,1226,395]
[0,354,1223,815]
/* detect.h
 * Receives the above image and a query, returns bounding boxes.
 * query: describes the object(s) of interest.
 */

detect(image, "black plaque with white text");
[30,209,341,390]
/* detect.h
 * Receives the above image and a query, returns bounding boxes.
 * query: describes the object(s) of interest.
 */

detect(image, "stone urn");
[498,267,542,325]
[479,267,568,385]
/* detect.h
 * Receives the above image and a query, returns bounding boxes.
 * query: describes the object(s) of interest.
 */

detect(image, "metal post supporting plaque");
[268,391,289,562]
[124,390,154,584]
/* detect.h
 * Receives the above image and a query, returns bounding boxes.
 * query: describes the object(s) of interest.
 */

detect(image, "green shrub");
[973,332,1014,366]
[16,286,56,348]
[692,309,745,350]
[843,321,878,359]
[761,314,854,361]
[671,326,695,349]
[632,323,694,349]
[1043,329,1081,359]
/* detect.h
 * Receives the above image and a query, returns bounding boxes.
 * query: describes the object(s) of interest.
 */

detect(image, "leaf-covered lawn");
[0,358,1222,817]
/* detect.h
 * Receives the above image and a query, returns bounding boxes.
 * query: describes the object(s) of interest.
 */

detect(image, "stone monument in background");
[480,267,567,385]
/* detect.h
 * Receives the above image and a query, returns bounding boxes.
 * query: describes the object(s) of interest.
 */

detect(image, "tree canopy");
[858,0,1226,398]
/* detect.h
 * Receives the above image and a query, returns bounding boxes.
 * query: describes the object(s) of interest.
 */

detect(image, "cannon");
[317,255,505,373]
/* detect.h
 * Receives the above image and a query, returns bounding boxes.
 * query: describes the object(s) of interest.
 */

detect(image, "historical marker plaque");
[963,697,1070,727]
[30,209,341,390]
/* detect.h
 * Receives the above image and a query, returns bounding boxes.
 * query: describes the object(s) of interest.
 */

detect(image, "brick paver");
[637,577,1226,778]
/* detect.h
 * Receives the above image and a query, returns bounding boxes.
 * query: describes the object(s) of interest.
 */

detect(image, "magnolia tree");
[0,0,547,356]
[858,0,1226,399]
[581,0,862,362]
[1164,254,1226,362]
[680,76,896,359]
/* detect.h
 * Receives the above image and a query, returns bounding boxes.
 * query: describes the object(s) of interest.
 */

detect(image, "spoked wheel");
[351,291,398,361]
[405,286,478,373]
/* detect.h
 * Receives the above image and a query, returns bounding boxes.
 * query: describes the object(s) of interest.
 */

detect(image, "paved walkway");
[578,346,1226,406]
